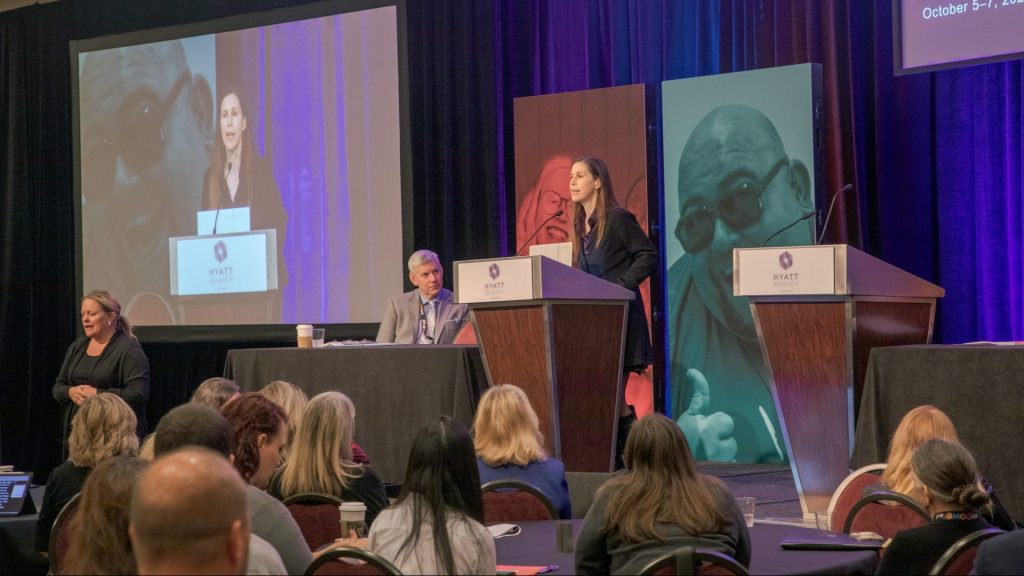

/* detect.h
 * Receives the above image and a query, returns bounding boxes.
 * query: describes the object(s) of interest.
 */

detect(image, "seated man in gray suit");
[376,249,468,344]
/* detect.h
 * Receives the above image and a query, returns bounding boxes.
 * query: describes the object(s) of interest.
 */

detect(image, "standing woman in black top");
[569,156,657,467]
[53,290,150,452]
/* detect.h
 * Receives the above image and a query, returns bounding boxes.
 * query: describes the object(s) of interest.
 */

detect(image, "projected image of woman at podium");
[569,156,657,468]
[201,87,289,320]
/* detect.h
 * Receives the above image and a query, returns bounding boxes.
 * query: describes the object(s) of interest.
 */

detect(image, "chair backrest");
[283,492,346,551]
[639,547,750,576]
[304,546,403,576]
[842,490,930,539]
[48,492,82,574]
[481,479,558,523]
[827,463,886,532]
[566,471,615,519]
[928,528,1004,576]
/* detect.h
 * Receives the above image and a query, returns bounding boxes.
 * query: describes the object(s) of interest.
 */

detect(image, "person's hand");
[340,529,369,549]
[677,368,738,462]
[70,385,99,405]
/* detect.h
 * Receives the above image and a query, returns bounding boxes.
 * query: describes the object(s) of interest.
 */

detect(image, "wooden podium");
[454,255,634,472]
[734,244,944,517]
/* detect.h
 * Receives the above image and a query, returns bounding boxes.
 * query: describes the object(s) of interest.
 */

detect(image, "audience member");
[369,416,496,574]
[259,380,371,464]
[62,456,147,574]
[473,384,571,518]
[575,414,751,574]
[876,405,1015,530]
[35,393,139,553]
[972,529,1024,575]
[130,448,250,575]
[876,439,998,575]
[266,391,388,526]
[221,393,289,489]
[192,377,242,409]
[154,403,308,575]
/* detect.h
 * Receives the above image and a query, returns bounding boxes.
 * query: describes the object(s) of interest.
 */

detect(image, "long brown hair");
[204,88,256,210]
[220,393,287,483]
[882,405,961,496]
[600,414,727,542]
[63,456,148,575]
[570,156,621,264]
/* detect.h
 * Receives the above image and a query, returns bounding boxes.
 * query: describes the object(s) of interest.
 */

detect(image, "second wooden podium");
[454,255,634,472]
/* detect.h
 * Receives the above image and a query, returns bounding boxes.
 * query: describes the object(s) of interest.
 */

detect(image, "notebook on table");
[0,472,36,516]
[780,530,884,551]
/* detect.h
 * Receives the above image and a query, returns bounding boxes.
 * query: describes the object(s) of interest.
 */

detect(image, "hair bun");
[955,483,991,508]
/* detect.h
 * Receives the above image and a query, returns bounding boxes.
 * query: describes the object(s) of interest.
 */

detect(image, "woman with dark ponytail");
[876,439,1003,574]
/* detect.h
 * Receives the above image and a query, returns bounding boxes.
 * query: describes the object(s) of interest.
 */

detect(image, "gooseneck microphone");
[816,183,852,244]
[516,209,564,255]
[759,211,815,248]
[212,161,231,235]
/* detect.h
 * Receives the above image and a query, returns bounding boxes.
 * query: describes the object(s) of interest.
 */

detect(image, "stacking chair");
[47,492,82,575]
[481,479,558,523]
[928,528,1004,576]
[304,546,403,576]
[282,492,345,551]
[842,490,929,539]
[826,463,886,532]
[639,546,750,576]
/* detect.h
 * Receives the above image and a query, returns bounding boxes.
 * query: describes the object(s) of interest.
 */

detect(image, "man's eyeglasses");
[539,189,570,217]
[674,157,788,253]
[81,72,191,200]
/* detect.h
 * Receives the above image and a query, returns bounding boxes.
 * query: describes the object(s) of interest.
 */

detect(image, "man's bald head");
[130,447,249,575]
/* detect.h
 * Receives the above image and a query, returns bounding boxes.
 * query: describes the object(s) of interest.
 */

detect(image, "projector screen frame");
[70,0,413,343]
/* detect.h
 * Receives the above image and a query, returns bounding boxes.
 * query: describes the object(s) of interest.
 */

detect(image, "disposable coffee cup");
[296,324,313,348]
[339,501,367,538]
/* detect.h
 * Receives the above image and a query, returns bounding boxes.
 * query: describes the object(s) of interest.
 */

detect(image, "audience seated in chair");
[281,492,346,551]
[130,448,251,575]
[930,527,1004,576]
[971,529,1024,575]
[35,393,139,555]
[61,456,147,575]
[139,377,243,462]
[841,490,929,539]
[826,463,887,533]
[872,405,1015,531]
[304,546,403,576]
[482,479,559,523]
[368,416,495,575]
[575,414,751,575]
[260,381,370,464]
[266,391,388,528]
[47,492,82,574]
[876,439,1003,575]
[473,384,572,519]
[638,546,751,576]
[155,402,306,575]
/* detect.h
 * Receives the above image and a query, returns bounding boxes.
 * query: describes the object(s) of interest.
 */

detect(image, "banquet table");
[223,344,489,484]
[495,520,879,575]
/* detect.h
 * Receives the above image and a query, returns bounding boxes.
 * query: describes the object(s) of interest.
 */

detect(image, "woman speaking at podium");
[569,156,657,468]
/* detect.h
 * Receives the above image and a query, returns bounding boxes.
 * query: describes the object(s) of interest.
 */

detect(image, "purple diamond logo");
[488,263,500,280]
[214,240,228,263]
[779,251,793,270]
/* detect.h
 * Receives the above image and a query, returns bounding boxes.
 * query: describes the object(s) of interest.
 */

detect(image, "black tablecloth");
[495,520,878,575]
[223,344,488,485]
[852,345,1024,522]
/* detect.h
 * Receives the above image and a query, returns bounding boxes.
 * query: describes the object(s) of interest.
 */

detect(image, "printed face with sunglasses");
[79,42,213,306]
[675,120,813,338]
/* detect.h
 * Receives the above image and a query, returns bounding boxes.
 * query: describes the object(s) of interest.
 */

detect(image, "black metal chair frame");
[481,479,559,520]
[928,527,1005,576]
[283,492,346,506]
[638,546,750,576]
[304,546,403,575]
[841,490,930,534]
[47,491,82,573]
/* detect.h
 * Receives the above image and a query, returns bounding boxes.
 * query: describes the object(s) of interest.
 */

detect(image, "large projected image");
[896,0,1024,73]
[76,5,404,326]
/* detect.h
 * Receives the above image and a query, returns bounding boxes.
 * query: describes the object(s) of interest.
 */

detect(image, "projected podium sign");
[169,230,279,296]
[734,244,944,518]
[455,255,633,472]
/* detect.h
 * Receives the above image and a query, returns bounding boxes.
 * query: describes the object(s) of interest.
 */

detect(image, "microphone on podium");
[516,209,564,256]
[816,183,852,244]
[212,161,231,235]
[759,211,815,248]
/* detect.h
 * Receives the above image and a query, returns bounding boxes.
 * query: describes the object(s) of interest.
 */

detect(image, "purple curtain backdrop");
[497,0,1023,343]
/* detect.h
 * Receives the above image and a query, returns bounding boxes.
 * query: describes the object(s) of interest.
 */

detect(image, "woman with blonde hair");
[877,405,1014,530]
[35,393,139,553]
[473,384,571,518]
[266,391,388,527]
[62,456,148,574]
[575,414,750,575]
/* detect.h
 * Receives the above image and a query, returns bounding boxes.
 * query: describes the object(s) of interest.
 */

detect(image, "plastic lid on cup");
[339,501,367,512]
[296,324,313,336]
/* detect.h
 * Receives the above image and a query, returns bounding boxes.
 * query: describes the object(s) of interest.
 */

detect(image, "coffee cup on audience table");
[339,501,367,539]
[736,496,755,528]
[296,324,313,348]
